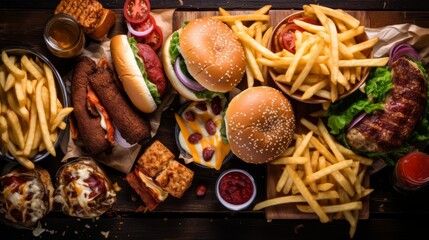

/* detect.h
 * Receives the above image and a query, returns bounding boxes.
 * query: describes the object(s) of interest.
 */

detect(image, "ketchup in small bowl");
[215,169,256,210]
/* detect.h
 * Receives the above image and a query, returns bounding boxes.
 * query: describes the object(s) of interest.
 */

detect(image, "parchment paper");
[60,9,176,174]
[366,23,429,63]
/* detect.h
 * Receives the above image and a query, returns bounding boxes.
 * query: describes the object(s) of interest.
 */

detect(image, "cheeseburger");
[162,17,246,101]
[225,86,295,164]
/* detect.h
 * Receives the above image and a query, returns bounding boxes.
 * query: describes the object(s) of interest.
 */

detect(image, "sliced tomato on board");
[123,0,151,24]
[135,24,163,52]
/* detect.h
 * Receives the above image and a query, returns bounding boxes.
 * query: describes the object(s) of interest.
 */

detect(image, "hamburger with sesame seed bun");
[162,17,246,101]
[225,86,296,164]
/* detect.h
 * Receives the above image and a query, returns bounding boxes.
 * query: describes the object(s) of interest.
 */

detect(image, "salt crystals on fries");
[259,4,388,102]
[0,50,73,169]
[254,118,373,238]
[214,5,273,88]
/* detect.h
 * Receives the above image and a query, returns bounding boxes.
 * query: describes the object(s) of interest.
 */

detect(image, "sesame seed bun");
[225,86,295,164]
[170,17,245,96]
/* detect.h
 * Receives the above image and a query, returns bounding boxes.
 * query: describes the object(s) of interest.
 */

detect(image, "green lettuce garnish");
[128,37,161,105]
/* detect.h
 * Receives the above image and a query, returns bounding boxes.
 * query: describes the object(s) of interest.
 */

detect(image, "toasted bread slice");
[137,140,175,177]
[155,160,194,198]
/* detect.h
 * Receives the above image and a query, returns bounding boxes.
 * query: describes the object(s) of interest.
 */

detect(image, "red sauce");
[395,152,429,190]
[218,171,254,205]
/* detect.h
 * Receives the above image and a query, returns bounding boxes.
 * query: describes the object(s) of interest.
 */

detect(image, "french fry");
[291,38,325,94]
[339,57,389,67]
[35,78,56,156]
[235,31,279,60]
[253,190,339,211]
[4,72,16,92]
[305,159,354,183]
[6,141,35,169]
[44,63,58,124]
[296,201,362,213]
[310,4,360,28]
[22,99,37,156]
[21,55,43,80]
[6,109,25,149]
[271,157,309,165]
[212,14,270,23]
[49,107,74,132]
[1,51,25,79]
[286,166,330,223]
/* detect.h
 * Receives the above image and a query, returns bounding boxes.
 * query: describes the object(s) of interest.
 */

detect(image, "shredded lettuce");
[128,37,161,104]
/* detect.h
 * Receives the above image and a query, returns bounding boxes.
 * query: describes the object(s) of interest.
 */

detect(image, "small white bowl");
[215,169,257,211]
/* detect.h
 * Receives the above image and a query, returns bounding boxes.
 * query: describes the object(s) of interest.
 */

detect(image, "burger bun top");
[225,86,295,164]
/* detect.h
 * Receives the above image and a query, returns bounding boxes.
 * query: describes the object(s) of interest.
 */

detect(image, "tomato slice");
[135,24,163,51]
[123,0,151,24]
[132,14,155,33]
[277,16,320,53]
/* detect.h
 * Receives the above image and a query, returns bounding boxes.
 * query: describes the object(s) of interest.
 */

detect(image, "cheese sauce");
[175,98,230,170]
[0,171,49,226]
[54,159,116,218]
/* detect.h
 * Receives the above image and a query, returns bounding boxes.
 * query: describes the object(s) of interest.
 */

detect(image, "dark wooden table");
[1,1,429,239]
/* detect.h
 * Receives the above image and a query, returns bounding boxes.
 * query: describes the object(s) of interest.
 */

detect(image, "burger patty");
[71,56,111,155]
[346,57,427,152]
[89,68,151,144]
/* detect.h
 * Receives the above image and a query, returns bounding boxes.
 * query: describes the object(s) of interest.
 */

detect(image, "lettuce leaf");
[327,67,392,135]
[128,37,161,104]
[169,31,180,65]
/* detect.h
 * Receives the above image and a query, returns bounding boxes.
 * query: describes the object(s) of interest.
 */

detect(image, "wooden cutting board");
[172,9,371,220]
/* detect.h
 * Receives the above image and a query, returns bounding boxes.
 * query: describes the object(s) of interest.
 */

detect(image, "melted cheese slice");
[137,171,168,201]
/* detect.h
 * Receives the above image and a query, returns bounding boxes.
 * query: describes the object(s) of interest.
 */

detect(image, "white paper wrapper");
[366,23,429,63]
[60,9,176,174]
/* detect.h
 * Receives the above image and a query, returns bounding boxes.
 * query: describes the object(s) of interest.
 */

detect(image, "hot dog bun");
[110,34,157,114]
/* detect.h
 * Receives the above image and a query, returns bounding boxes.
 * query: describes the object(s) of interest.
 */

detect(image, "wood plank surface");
[1,0,429,11]
[1,6,429,240]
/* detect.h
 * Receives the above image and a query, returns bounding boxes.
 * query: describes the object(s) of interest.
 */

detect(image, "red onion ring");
[388,43,421,67]
[347,112,367,132]
[126,21,154,37]
[174,57,205,91]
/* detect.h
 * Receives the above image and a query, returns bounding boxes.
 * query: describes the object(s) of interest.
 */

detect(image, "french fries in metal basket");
[0,50,74,169]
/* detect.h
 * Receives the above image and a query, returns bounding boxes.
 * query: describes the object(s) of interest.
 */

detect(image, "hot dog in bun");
[110,34,167,113]
[162,17,246,101]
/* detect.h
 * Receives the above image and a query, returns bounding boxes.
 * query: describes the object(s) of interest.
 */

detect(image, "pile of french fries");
[253,118,373,238]
[0,50,73,169]
[213,5,273,88]
[219,4,389,103]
